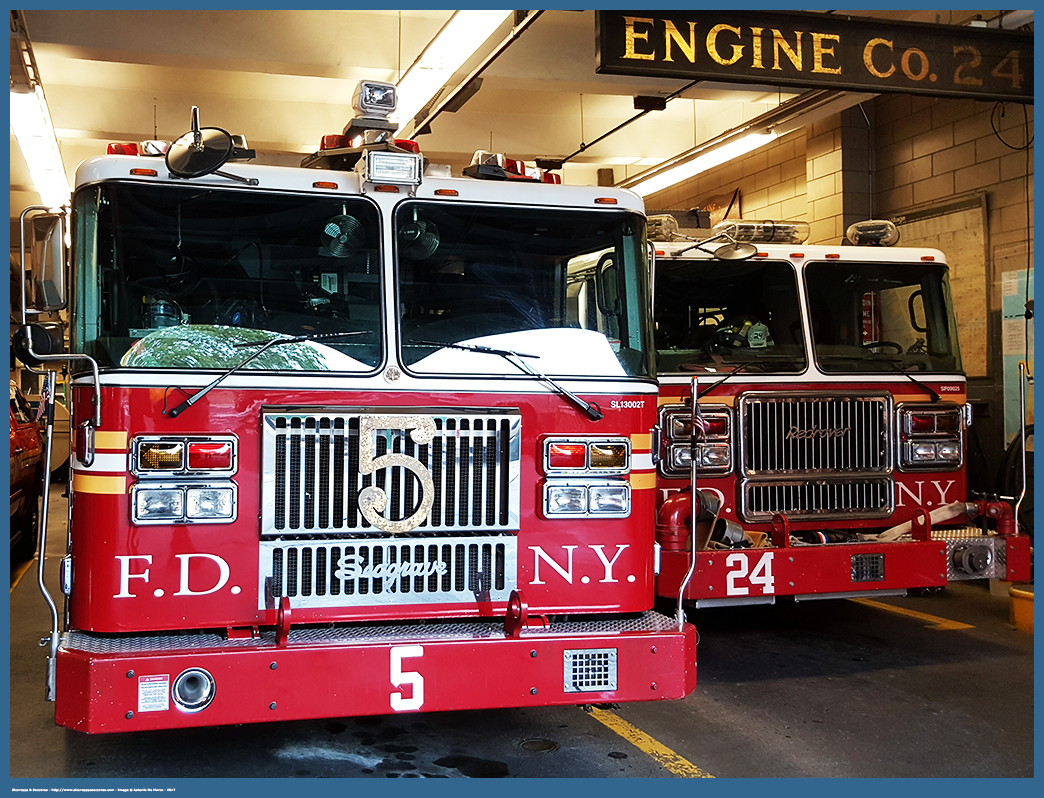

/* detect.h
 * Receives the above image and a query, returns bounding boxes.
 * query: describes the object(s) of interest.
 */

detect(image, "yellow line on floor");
[10,559,34,594]
[588,707,714,778]
[849,597,973,630]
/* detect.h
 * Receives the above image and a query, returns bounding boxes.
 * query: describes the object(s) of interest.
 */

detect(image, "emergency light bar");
[712,219,810,245]
[464,150,562,184]
[846,219,900,247]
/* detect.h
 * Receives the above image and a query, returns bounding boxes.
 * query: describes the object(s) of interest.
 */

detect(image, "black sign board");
[596,11,1033,103]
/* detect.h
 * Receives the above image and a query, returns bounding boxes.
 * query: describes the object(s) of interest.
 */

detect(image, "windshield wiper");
[695,359,761,399]
[881,358,942,402]
[817,352,941,402]
[166,331,365,418]
[412,339,604,421]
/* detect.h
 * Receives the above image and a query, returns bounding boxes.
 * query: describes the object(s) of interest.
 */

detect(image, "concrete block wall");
[873,94,1034,255]
[805,116,846,244]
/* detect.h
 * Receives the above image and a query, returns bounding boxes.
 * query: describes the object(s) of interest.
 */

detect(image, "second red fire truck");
[648,213,1031,607]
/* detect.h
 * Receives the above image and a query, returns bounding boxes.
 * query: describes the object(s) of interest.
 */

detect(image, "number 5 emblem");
[358,415,437,534]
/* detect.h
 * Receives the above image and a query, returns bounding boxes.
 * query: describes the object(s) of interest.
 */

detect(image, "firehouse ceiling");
[10,8,1012,217]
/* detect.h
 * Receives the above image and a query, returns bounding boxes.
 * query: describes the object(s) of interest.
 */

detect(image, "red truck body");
[17,98,698,732]
[649,226,1030,607]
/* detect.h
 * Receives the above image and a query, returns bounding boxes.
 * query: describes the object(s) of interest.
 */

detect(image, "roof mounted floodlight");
[343,81,399,147]
[353,81,397,119]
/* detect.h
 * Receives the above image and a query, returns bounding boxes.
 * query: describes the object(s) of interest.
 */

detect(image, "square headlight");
[135,488,184,520]
[589,484,630,515]
[132,482,238,525]
[187,487,235,519]
[546,485,587,515]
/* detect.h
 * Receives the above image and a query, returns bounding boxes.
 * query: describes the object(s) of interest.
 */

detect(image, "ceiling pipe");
[617,89,875,196]
[986,9,1033,28]
[399,10,544,139]
[536,79,700,171]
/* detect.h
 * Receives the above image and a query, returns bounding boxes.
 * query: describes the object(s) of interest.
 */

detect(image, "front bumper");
[55,611,697,733]
[657,534,1032,607]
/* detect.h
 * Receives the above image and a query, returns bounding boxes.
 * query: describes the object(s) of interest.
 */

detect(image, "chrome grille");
[262,409,520,536]
[740,393,891,475]
[743,477,893,521]
[259,536,517,609]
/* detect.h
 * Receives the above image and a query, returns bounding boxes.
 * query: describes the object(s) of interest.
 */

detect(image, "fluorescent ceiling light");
[395,10,512,134]
[627,131,778,198]
[10,86,70,211]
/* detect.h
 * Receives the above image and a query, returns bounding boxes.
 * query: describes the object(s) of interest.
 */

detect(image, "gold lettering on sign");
[864,38,895,78]
[901,47,930,81]
[663,20,698,63]
[750,26,765,69]
[772,29,803,71]
[357,415,437,534]
[811,32,841,74]
[707,24,744,66]
[623,16,656,60]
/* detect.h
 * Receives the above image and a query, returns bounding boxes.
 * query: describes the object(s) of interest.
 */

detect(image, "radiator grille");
[563,648,618,692]
[262,409,520,536]
[743,478,893,521]
[259,536,517,609]
[741,393,891,475]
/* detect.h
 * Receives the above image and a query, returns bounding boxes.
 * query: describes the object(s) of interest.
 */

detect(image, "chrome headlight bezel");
[897,403,964,471]
[132,436,238,478]
[131,482,238,525]
[543,437,631,476]
[543,479,632,519]
[657,403,732,479]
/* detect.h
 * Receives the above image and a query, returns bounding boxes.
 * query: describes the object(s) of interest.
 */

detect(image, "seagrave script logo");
[335,553,449,585]
[785,425,851,440]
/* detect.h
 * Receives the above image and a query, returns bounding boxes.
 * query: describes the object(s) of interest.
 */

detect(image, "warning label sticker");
[137,674,169,712]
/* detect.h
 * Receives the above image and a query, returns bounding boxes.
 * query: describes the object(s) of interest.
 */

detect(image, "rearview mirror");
[25,213,66,311]
[595,252,620,316]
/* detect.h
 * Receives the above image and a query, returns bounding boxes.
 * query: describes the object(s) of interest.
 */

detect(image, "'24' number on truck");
[725,552,775,596]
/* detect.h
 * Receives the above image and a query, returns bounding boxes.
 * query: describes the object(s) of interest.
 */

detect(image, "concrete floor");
[9,485,1034,781]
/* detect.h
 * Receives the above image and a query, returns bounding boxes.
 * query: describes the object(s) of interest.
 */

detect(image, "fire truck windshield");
[72,183,383,370]
[806,260,962,374]
[653,258,806,374]
[397,202,652,378]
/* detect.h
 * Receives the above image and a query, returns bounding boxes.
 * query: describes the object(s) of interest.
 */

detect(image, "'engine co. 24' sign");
[596,11,1032,104]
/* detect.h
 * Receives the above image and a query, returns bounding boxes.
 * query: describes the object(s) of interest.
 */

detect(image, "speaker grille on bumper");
[563,649,618,692]
[851,553,885,582]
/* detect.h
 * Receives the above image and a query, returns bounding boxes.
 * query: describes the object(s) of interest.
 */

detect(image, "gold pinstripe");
[95,431,129,450]
[629,471,657,490]
[73,473,128,495]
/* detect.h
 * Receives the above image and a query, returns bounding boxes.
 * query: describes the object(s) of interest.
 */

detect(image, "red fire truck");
[648,214,1031,607]
[12,81,696,733]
